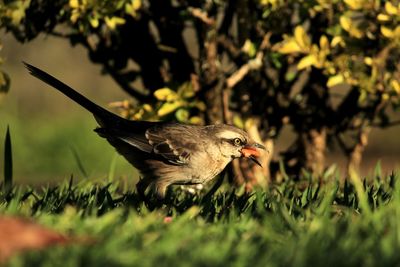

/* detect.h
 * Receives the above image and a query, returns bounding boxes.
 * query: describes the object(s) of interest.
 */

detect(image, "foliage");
[0,170,399,266]
[1,0,400,180]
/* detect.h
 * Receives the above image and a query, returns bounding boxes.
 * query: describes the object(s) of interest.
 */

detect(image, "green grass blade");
[374,160,382,178]
[3,125,13,194]
[107,153,118,182]
[349,167,372,217]
[70,146,88,178]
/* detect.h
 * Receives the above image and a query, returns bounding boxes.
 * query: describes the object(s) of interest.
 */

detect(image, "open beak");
[240,143,266,167]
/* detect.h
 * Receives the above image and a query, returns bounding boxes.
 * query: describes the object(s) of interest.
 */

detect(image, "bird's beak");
[240,143,266,167]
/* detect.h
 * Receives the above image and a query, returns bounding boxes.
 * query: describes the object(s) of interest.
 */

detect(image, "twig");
[187,7,215,26]
[226,52,263,88]
[347,126,370,175]
[259,32,272,50]
[222,88,232,124]
[217,35,241,58]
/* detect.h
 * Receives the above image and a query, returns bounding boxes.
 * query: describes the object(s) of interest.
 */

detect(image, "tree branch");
[226,52,263,88]
[187,7,215,26]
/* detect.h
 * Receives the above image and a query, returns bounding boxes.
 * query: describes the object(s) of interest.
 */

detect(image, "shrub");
[1,0,399,185]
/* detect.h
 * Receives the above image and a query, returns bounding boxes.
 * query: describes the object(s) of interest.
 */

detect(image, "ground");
[1,168,400,267]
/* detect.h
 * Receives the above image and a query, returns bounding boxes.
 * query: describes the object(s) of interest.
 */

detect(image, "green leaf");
[285,70,297,82]
[297,55,317,70]
[105,16,126,30]
[270,53,282,69]
[276,39,302,54]
[89,16,100,28]
[233,115,244,129]
[358,89,367,104]
[344,0,364,10]
[178,82,195,99]
[242,39,257,58]
[189,116,203,125]
[157,101,184,116]
[126,0,141,17]
[69,0,80,9]
[385,2,399,15]
[340,15,363,38]
[175,108,189,122]
[381,26,394,38]
[9,3,28,25]
[294,26,311,50]
[154,88,179,101]
[327,74,345,88]
[190,101,206,111]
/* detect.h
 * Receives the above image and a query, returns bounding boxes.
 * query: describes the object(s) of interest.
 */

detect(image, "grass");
[1,170,400,267]
[2,116,400,266]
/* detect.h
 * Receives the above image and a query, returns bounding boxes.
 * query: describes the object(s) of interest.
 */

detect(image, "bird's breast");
[188,150,232,184]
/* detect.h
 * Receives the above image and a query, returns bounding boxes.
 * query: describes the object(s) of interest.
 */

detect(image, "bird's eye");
[233,138,242,146]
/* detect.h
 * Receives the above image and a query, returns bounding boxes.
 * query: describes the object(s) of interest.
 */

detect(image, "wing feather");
[96,123,200,165]
[145,124,199,165]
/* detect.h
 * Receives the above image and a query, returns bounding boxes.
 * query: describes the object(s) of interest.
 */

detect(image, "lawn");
[1,167,400,267]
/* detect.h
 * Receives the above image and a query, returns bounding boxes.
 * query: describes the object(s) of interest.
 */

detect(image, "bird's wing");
[145,124,199,165]
[96,123,200,165]
[95,128,153,153]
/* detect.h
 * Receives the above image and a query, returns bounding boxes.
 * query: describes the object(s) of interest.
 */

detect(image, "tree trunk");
[229,119,272,191]
[301,127,327,177]
[201,28,225,124]
[244,119,273,187]
[347,127,370,175]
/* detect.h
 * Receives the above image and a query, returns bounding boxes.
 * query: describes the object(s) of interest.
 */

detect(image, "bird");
[23,62,265,199]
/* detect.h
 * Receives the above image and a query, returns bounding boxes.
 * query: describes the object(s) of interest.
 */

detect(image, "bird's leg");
[137,181,168,209]
[154,182,168,200]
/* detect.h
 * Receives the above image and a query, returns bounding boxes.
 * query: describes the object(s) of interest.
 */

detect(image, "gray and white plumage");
[24,62,265,199]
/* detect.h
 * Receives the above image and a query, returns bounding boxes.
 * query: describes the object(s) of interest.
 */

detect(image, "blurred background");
[0,34,135,185]
[1,1,400,186]
[0,33,398,185]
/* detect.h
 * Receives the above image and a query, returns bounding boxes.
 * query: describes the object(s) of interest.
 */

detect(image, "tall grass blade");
[107,153,118,182]
[279,159,289,180]
[3,125,13,194]
[349,167,372,217]
[374,160,382,178]
[70,146,88,178]
[202,171,225,202]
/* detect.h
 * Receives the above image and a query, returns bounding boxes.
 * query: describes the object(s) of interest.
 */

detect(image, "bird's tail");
[24,62,120,126]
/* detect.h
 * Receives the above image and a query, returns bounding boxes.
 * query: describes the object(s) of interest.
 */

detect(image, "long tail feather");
[23,62,120,126]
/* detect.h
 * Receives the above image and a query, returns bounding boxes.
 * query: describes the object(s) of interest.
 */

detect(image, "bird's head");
[211,125,266,166]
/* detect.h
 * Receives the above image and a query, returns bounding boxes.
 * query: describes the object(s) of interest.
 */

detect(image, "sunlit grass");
[1,170,400,266]
[2,98,400,266]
